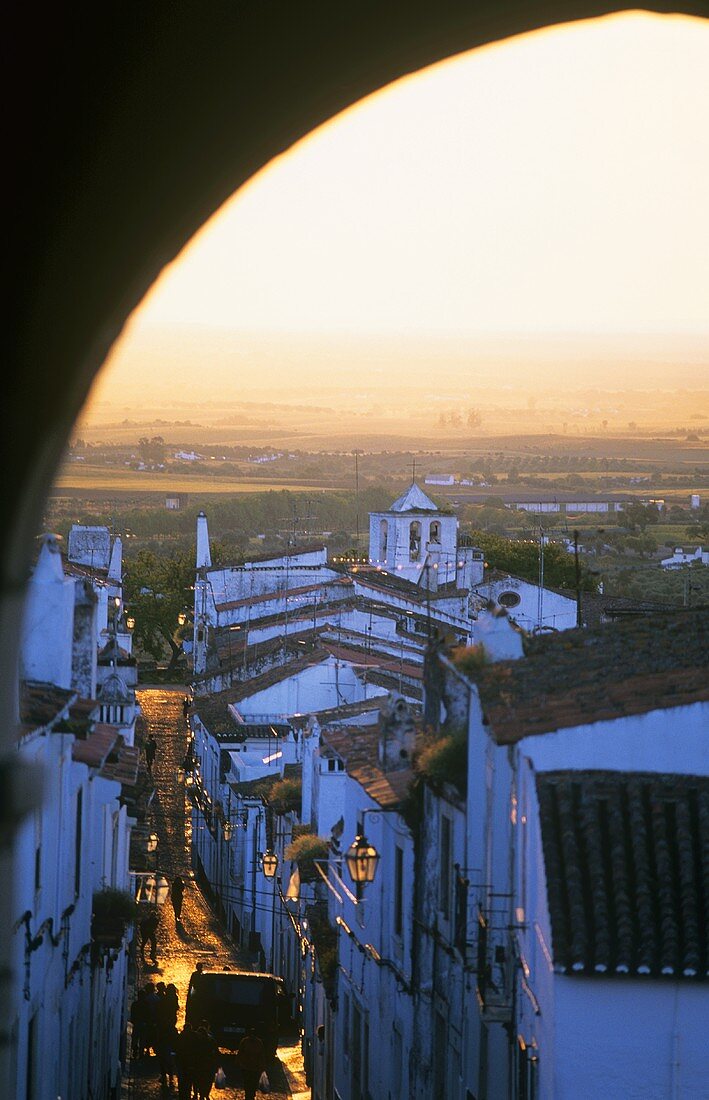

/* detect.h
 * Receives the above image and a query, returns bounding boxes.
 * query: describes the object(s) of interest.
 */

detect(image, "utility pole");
[574,530,583,628]
[354,450,361,559]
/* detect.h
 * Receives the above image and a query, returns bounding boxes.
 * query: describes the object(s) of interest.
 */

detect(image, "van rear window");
[199,978,273,1005]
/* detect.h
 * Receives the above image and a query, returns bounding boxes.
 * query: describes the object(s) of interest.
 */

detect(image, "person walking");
[171,875,186,923]
[235,1028,267,1100]
[175,1022,199,1100]
[192,1022,221,1100]
[145,734,157,775]
[139,909,160,966]
[129,987,149,1060]
[142,982,161,1058]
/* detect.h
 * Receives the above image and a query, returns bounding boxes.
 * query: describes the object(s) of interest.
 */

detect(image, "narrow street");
[122,687,309,1100]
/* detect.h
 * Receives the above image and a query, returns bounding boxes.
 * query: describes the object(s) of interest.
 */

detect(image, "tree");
[468,529,595,592]
[622,501,659,533]
[123,549,194,671]
[138,435,166,465]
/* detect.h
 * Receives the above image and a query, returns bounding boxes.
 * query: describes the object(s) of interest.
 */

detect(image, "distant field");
[53,465,341,495]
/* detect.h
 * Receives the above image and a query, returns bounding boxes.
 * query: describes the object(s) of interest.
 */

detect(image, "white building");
[419,608,709,1100]
[9,535,138,1100]
[660,546,709,568]
[471,568,579,632]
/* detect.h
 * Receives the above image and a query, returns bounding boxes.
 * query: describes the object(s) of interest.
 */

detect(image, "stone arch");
[409,521,422,562]
[5,1,707,805]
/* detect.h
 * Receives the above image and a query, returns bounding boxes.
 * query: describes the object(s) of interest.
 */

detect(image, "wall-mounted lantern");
[345,834,380,889]
[262,850,279,879]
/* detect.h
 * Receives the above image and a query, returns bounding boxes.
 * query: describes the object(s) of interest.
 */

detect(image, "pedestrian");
[192,1022,221,1100]
[145,734,157,775]
[140,908,160,966]
[129,987,149,1060]
[175,1022,198,1100]
[164,983,180,1028]
[142,982,161,1058]
[235,1028,267,1100]
[171,875,186,923]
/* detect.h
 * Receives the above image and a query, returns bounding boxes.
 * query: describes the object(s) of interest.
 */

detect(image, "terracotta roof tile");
[19,681,74,733]
[537,771,709,979]
[321,726,415,809]
[72,724,119,767]
[471,610,709,742]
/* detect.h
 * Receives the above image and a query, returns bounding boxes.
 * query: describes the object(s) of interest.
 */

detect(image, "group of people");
[130,983,223,1097]
[130,981,267,1099]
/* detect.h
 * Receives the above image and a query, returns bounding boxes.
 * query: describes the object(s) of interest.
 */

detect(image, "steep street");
[121,687,308,1100]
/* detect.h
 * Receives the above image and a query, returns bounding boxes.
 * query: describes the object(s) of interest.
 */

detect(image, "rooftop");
[213,576,351,613]
[471,610,709,742]
[19,681,74,738]
[320,725,415,809]
[387,482,440,514]
[537,770,709,979]
[72,723,119,768]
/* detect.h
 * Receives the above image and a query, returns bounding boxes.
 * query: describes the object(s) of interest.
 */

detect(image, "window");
[379,518,388,560]
[430,520,441,544]
[498,591,521,608]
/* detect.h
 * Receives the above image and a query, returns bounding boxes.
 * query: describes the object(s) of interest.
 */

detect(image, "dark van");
[185,968,287,1056]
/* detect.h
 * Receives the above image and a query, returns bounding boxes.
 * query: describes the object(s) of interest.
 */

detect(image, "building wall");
[519,701,709,778]
[551,979,707,1100]
[472,575,578,632]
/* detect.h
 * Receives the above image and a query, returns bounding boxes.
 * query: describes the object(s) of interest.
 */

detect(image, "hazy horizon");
[82,12,709,435]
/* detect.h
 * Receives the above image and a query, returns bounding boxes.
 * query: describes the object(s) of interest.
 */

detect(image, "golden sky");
[88,12,709,414]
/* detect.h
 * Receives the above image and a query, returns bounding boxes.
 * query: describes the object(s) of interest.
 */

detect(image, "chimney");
[196,511,212,570]
[378,693,415,771]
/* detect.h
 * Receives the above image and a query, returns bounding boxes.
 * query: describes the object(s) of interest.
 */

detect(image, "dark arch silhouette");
[4,1,708,702]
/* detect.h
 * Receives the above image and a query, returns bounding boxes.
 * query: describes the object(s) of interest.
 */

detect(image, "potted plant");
[92,886,137,946]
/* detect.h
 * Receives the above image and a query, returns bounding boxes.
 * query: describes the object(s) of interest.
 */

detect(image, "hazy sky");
[89,13,709,412]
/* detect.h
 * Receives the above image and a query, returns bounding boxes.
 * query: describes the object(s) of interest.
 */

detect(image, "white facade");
[471,572,579,632]
[8,534,136,1100]
[660,546,708,568]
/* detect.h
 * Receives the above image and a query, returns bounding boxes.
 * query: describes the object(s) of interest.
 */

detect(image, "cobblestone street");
[121,687,309,1100]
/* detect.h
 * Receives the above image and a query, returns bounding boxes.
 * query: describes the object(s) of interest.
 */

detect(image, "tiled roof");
[72,723,119,767]
[214,577,351,612]
[323,641,422,682]
[537,771,709,979]
[242,543,326,565]
[471,610,709,742]
[388,482,440,513]
[354,568,467,604]
[19,681,74,737]
[321,726,415,809]
[99,737,140,786]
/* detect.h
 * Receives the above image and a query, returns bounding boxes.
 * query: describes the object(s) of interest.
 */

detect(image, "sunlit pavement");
[121,687,309,1099]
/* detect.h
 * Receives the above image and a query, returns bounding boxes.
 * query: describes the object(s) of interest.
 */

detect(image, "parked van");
[185,968,287,1055]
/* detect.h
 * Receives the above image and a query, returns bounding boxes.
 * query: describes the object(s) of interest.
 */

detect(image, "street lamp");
[223,820,233,843]
[177,611,187,626]
[126,616,136,631]
[345,834,380,893]
[142,874,170,905]
[146,832,159,853]
[262,850,279,879]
